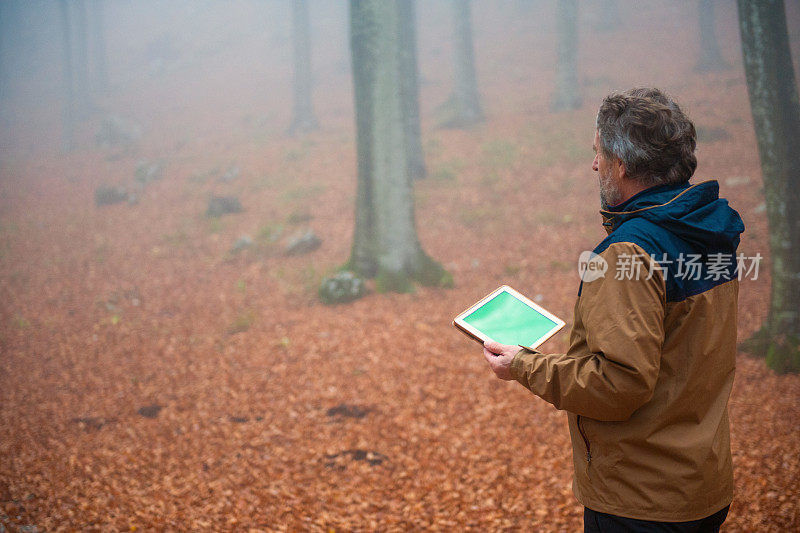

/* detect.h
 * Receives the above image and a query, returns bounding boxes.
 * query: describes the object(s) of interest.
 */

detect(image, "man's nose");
[592,156,599,171]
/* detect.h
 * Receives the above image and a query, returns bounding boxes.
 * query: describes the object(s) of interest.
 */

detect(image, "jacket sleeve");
[510,241,666,421]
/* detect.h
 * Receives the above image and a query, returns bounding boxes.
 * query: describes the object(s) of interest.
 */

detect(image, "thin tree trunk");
[738,0,800,373]
[696,0,729,71]
[0,2,7,115]
[348,0,449,291]
[74,0,91,117]
[448,0,482,127]
[288,0,317,135]
[552,0,581,111]
[60,0,75,152]
[398,0,426,180]
[349,0,378,278]
[91,0,109,93]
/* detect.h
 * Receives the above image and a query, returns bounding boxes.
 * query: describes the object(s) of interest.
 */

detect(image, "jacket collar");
[599,181,703,234]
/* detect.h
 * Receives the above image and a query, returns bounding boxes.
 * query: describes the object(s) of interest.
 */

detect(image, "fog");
[1,0,352,153]
[1,1,800,530]
[2,0,794,155]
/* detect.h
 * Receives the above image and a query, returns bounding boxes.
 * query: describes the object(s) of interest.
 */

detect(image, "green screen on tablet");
[456,286,564,347]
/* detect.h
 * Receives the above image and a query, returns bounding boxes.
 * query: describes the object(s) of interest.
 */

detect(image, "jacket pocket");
[577,415,592,474]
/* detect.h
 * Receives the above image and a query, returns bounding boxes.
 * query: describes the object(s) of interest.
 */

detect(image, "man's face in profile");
[593,129,623,209]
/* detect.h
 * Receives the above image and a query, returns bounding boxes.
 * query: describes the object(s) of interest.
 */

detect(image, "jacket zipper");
[577,415,592,469]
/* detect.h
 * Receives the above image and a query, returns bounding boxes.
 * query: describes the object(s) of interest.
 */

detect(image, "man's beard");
[599,169,623,209]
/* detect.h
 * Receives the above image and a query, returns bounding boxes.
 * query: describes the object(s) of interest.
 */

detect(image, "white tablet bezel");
[453,285,565,349]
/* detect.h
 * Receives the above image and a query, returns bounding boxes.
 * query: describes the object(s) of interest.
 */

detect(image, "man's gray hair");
[596,88,697,187]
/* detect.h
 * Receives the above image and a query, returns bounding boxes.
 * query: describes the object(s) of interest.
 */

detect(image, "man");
[483,88,744,532]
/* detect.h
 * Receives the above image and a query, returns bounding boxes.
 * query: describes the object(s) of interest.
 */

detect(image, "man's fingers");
[483,346,514,381]
[484,340,503,354]
[485,340,517,357]
[483,347,501,366]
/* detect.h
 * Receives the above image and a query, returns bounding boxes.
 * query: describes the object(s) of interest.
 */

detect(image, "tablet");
[453,285,565,349]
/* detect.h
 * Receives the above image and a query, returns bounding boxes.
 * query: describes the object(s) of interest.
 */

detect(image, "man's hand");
[483,340,520,381]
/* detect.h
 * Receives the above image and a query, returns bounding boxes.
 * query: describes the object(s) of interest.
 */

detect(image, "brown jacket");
[511,181,743,521]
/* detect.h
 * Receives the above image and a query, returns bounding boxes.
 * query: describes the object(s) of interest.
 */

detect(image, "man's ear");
[616,158,627,180]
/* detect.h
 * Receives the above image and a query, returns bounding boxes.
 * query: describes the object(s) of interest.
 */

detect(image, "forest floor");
[2,2,800,531]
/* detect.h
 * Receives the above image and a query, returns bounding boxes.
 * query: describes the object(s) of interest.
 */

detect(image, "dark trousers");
[584,505,729,533]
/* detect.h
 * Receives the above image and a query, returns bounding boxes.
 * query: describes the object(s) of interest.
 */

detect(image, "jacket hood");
[599,180,744,253]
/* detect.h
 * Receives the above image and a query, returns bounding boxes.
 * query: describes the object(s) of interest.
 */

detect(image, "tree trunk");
[60,0,75,152]
[348,0,450,292]
[696,0,729,71]
[91,0,109,93]
[398,0,426,180]
[738,0,800,373]
[552,0,581,111]
[288,0,317,135]
[74,0,91,117]
[0,2,6,102]
[448,0,482,127]
[0,2,7,115]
